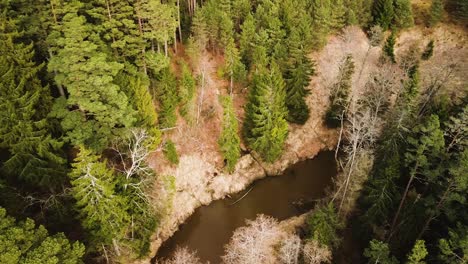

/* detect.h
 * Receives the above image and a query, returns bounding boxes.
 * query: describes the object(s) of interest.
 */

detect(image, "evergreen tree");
[243,63,288,162]
[69,147,128,251]
[309,0,333,47]
[306,203,343,248]
[218,96,241,173]
[48,7,135,151]
[284,35,314,124]
[394,0,414,29]
[239,13,256,68]
[224,37,246,93]
[0,207,84,264]
[406,240,428,264]
[429,0,444,26]
[0,17,66,188]
[384,32,397,63]
[373,0,395,30]
[325,54,355,128]
[421,40,435,60]
[156,68,179,129]
[390,115,445,236]
[178,62,197,120]
[364,239,398,264]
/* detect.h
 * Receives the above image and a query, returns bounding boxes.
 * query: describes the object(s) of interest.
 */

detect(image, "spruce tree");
[218,96,241,173]
[394,0,414,29]
[0,207,85,264]
[384,32,397,63]
[429,0,444,26]
[69,146,128,251]
[284,32,314,124]
[325,54,355,128]
[243,63,288,162]
[306,203,343,248]
[156,68,179,129]
[364,239,398,264]
[178,62,197,120]
[224,37,246,93]
[373,0,395,30]
[239,13,256,68]
[0,18,66,188]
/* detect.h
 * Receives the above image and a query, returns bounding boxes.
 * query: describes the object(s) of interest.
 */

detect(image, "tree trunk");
[164,40,168,57]
[416,180,453,240]
[388,165,418,241]
[177,0,182,42]
[174,30,177,53]
[48,50,65,97]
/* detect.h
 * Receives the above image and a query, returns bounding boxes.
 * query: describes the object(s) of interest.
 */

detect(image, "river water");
[155,151,337,263]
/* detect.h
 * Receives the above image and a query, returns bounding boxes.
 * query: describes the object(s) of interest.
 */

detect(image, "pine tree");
[373,0,395,30]
[309,0,333,47]
[48,7,135,151]
[69,146,128,251]
[243,63,288,162]
[218,96,241,173]
[394,0,414,29]
[0,207,85,264]
[135,0,178,56]
[0,17,67,188]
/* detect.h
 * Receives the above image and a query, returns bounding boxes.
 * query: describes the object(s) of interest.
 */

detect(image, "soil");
[135,23,468,263]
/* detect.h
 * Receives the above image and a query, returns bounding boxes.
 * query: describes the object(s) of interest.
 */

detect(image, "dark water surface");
[155,151,337,263]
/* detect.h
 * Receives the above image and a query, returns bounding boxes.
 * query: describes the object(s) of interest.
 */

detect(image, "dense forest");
[0,0,467,263]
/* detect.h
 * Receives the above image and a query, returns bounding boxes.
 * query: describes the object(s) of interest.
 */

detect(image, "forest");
[0,0,467,263]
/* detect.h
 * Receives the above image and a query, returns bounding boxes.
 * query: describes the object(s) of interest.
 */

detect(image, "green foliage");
[69,147,128,251]
[364,239,398,264]
[178,62,197,120]
[406,240,428,264]
[239,13,256,68]
[394,0,414,28]
[429,0,444,26]
[284,43,314,124]
[438,224,468,263]
[448,0,468,22]
[224,37,247,86]
[306,203,343,248]
[325,54,355,128]
[163,140,179,165]
[218,96,241,173]
[48,7,135,151]
[0,207,84,264]
[0,20,67,188]
[384,32,397,63]
[156,68,179,129]
[421,40,435,60]
[373,0,395,30]
[243,63,288,162]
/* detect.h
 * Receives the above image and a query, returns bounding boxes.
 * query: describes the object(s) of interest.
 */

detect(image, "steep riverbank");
[135,24,467,264]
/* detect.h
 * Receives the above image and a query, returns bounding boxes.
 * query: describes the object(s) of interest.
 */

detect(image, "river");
[155,151,337,263]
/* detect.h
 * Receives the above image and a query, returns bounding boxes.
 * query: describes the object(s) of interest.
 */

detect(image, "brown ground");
[136,23,468,263]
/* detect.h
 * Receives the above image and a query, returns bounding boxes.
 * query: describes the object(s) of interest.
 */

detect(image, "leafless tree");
[159,246,204,264]
[112,128,158,181]
[279,234,301,264]
[222,215,284,264]
[302,240,332,264]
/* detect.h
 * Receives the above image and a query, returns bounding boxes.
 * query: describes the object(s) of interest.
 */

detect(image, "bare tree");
[279,234,301,264]
[159,246,204,264]
[222,215,284,264]
[302,240,332,264]
[112,128,158,181]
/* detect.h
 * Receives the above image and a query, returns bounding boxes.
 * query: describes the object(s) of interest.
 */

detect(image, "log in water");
[155,151,337,263]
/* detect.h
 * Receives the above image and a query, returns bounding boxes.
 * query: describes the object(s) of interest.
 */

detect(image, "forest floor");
[139,23,468,263]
